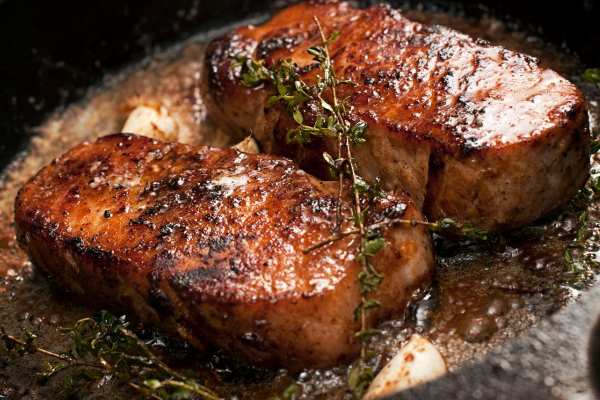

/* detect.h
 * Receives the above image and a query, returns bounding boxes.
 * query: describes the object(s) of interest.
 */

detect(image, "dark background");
[1,0,600,170]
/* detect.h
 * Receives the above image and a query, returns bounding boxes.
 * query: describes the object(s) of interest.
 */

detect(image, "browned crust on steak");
[204,0,590,230]
[14,133,433,368]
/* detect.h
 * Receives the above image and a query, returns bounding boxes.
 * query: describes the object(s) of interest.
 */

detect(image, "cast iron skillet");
[1,1,600,399]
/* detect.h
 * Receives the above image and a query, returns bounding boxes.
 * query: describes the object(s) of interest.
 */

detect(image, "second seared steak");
[205,1,590,231]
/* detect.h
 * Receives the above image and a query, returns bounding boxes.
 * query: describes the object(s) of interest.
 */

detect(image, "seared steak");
[204,1,590,231]
[14,133,433,368]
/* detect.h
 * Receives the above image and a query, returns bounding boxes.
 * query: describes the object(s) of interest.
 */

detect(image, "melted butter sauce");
[1,7,600,400]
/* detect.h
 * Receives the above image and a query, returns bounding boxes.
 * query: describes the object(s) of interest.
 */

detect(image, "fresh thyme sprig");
[234,17,495,398]
[582,68,600,151]
[561,175,600,288]
[303,217,490,254]
[235,17,384,398]
[583,68,600,86]
[1,311,221,400]
[563,71,600,285]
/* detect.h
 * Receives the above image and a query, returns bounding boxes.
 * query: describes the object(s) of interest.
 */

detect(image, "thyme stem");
[313,16,376,374]
[117,327,187,382]
[128,382,164,400]
[1,331,104,370]
[234,17,493,398]
[303,218,436,253]
[314,17,345,234]
[346,138,369,360]
[161,380,221,399]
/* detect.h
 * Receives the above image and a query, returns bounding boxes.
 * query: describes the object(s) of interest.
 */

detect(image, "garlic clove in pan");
[364,334,447,399]
[231,135,260,154]
[122,104,180,142]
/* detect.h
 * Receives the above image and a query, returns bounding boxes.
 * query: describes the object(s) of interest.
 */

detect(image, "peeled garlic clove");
[122,105,180,142]
[364,335,447,399]
[232,136,260,154]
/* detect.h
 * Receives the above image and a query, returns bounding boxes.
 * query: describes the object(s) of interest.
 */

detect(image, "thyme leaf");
[363,237,385,256]
[583,68,600,85]
[270,383,300,400]
[347,362,375,399]
[428,217,491,241]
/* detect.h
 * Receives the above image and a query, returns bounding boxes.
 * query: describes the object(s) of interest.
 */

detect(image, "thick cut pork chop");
[205,1,590,231]
[14,134,433,368]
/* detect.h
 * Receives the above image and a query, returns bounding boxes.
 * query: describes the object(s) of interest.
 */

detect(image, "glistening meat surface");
[205,0,590,231]
[14,133,433,368]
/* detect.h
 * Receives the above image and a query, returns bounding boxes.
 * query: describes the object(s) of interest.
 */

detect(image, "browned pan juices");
[1,8,599,399]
